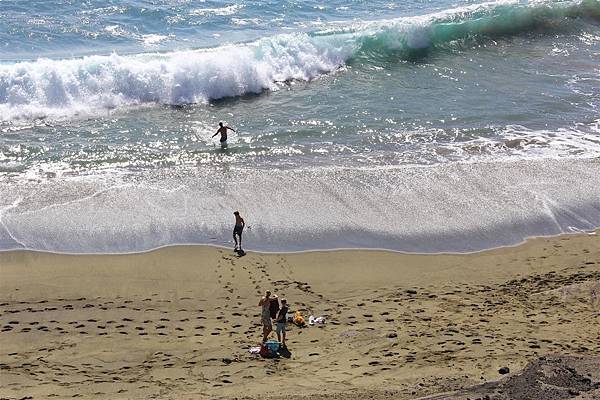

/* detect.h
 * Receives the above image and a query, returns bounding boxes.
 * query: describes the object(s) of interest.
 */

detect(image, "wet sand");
[0,232,599,399]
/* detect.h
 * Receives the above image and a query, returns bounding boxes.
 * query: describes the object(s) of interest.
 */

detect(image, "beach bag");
[265,339,280,352]
[293,311,306,327]
[259,344,272,358]
[279,344,292,359]
[269,298,280,319]
[259,340,280,358]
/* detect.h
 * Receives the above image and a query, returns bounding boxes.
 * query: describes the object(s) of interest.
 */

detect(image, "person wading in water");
[212,122,236,146]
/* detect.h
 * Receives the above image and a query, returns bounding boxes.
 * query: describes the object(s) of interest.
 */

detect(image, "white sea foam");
[1,0,596,121]
[0,32,352,121]
[1,159,599,254]
[190,5,243,16]
[142,34,173,46]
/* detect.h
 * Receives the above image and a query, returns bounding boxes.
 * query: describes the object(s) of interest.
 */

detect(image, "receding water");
[1,0,599,253]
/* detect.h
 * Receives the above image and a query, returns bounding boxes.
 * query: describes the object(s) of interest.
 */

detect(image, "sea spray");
[0,36,351,120]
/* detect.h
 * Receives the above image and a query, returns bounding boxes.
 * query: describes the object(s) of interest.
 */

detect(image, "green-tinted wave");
[327,0,600,62]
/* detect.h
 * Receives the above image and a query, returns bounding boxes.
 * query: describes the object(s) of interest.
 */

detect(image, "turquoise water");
[1,0,599,253]
[0,0,492,60]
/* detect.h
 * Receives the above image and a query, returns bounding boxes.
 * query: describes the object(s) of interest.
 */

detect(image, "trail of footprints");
[303,266,600,379]
[211,251,336,344]
[1,255,598,397]
[1,298,213,339]
[0,291,242,396]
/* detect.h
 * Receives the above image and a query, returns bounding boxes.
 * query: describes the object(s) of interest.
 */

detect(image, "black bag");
[278,345,292,359]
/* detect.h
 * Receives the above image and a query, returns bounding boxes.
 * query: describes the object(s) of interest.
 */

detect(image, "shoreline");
[0,227,598,258]
[3,157,600,255]
[1,230,599,399]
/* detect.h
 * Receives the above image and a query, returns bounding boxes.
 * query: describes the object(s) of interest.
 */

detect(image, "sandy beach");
[1,232,599,399]
[3,1,600,399]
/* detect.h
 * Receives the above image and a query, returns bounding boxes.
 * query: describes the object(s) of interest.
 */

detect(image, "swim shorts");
[276,322,286,335]
[233,224,243,236]
[262,315,272,330]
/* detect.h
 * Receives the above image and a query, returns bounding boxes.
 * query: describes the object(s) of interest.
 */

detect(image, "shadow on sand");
[235,249,246,257]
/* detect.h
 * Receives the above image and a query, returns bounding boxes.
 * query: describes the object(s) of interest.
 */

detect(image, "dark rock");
[222,358,232,365]
[406,289,417,295]
[499,367,510,374]
[387,332,398,338]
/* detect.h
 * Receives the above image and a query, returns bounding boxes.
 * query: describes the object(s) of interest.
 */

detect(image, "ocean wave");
[1,0,598,121]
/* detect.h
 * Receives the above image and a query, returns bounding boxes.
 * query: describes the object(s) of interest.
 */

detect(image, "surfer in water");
[212,122,236,146]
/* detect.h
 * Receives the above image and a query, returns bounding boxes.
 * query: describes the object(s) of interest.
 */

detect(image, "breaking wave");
[1,0,598,120]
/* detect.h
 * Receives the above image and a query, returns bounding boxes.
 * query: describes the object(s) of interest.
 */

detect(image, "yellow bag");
[293,311,306,327]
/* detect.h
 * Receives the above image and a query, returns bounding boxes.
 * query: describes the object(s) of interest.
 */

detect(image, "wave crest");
[1,0,598,120]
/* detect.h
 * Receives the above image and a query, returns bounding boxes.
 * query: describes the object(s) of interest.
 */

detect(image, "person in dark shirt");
[275,298,288,346]
[233,211,245,251]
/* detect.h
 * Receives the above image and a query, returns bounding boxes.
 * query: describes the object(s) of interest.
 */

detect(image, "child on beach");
[275,298,288,346]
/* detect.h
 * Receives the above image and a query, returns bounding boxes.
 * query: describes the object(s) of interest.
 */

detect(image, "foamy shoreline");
[0,227,598,258]
[2,158,600,255]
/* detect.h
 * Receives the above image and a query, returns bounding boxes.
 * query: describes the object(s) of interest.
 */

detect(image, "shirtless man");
[258,290,277,342]
[233,211,245,251]
[212,122,236,145]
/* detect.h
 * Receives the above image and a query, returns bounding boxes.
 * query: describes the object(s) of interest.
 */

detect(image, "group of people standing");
[259,291,288,346]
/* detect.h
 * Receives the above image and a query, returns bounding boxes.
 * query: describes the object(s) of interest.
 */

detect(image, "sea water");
[1,0,599,253]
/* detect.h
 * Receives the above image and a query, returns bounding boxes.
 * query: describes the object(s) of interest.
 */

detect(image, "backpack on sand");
[259,340,280,358]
